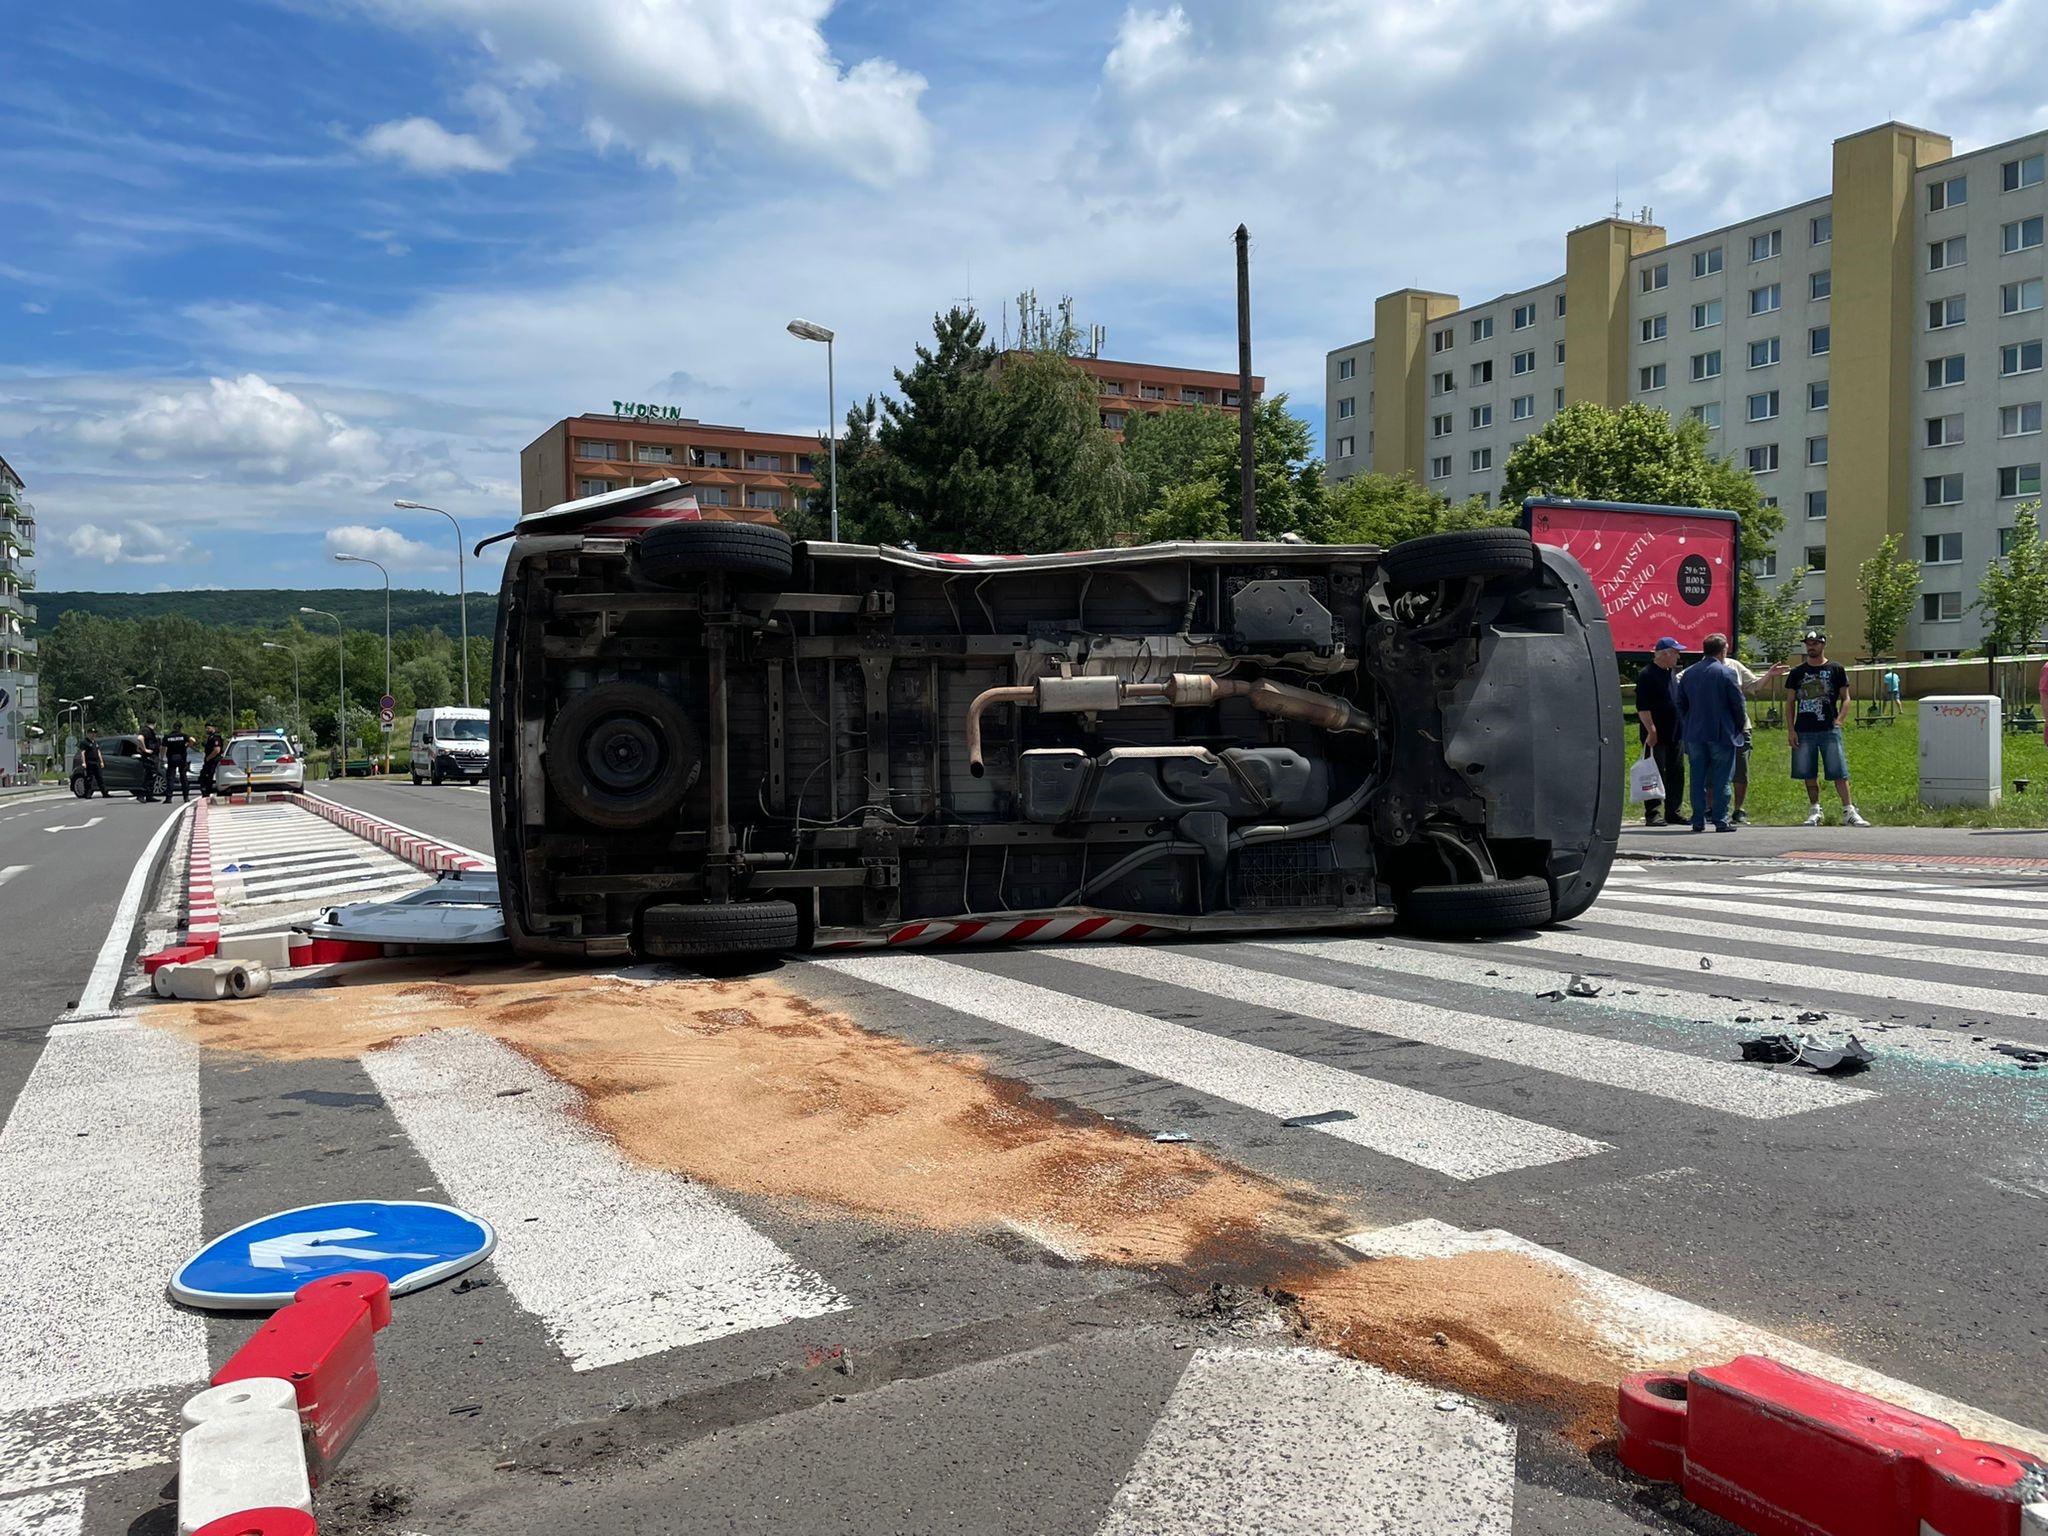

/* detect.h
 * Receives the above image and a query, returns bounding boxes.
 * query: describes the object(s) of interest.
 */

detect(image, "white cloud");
[325,525,446,566]
[64,521,193,566]
[73,373,384,479]
[363,0,932,184]
[359,85,532,174]
[1104,6,1190,86]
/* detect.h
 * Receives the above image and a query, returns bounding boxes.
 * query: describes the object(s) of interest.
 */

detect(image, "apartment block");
[521,414,823,519]
[1062,355,1264,437]
[0,455,39,781]
[1329,121,2048,656]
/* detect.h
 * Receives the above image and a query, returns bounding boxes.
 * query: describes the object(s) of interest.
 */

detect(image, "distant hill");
[33,588,498,634]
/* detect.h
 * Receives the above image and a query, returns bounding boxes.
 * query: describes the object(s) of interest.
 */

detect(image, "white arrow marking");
[43,818,104,833]
[245,1226,436,1270]
[0,865,27,889]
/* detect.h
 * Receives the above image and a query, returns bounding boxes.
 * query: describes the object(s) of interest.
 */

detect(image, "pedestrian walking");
[77,735,110,798]
[1786,630,1870,826]
[1676,633,1749,832]
[1882,667,1903,718]
[198,722,225,797]
[1722,655,1788,824]
[1634,638,1686,827]
[163,721,193,800]
[140,720,164,802]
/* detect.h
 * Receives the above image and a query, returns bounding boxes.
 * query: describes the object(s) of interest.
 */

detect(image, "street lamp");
[127,684,161,725]
[58,694,94,739]
[334,552,392,773]
[200,665,234,730]
[392,501,470,706]
[786,319,838,542]
[262,641,302,726]
[302,607,345,776]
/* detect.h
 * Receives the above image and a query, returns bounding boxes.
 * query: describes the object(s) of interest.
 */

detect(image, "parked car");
[411,706,491,784]
[215,734,305,794]
[71,734,155,798]
[489,511,1621,962]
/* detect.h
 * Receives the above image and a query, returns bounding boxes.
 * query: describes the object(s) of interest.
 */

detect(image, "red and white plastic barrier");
[1618,1355,2045,1536]
[296,792,490,875]
[819,914,1156,950]
[143,801,218,976]
[178,1271,393,1535]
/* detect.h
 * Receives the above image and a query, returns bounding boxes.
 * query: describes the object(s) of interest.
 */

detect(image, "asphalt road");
[3,809,2045,1535]
[312,778,493,862]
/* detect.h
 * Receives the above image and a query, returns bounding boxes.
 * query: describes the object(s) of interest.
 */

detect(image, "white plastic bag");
[1629,754,1666,804]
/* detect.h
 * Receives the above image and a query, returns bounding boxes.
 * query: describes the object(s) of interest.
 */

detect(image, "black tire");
[71,775,91,799]
[545,682,701,830]
[1381,528,1536,589]
[638,521,794,585]
[639,900,800,959]
[412,770,424,786]
[430,762,443,787]
[1405,875,1555,935]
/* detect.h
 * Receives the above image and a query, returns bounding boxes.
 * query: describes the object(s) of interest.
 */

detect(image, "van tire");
[545,682,701,830]
[412,769,424,785]
[1403,875,1555,934]
[1382,528,1537,589]
[638,521,794,585]
[639,900,800,960]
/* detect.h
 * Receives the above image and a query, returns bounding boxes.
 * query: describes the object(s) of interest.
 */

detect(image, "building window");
[696,487,730,506]
[1431,413,1453,437]
[1367,430,1374,454]
[1927,354,1967,388]
[1429,456,1452,481]
[1749,283,1782,315]
[744,452,781,472]
[576,439,620,459]
[1927,414,1965,447]
[1512,303,1536,330]
[1691,400,1723,430]
[1554,387,1566,409]
[1809,325,1831,356]
[1511,393,1535,421]
[1807,435,1828,466]
[2003,216,2046,253]
[1640,314,1668,342]
[1180,387,1208,404]
[1924,532,1963,564]
[1140,383,1166,400]
[1929,235,1967,270]
[2000,402,2043,437]
[1748,337,1781,369]
[1693,247,1723,278]
[1336,435,1355,458]
[2000,526,2020,556]
[1747,390,1781,421]
[1925,472,1964,505]
[1432,371,1454,396]
[1930,174,1967,211]
[1692,299,1723,329]
[1511,350,1535,376]
[691,446,732,468]
[1810,213,1832,245]
[1337,357,1355,380]
[1808,269,1832,302]
[1928,295,1967,330]
[1756,551,1778,577]
[796,454,815,474]
[1638,362,1666,391]
[746,489,782,510]
[1692,349,1722,380]
[1471,317,1494,342]
[1809,380,1830,411]
[1807,489,1829,519]
[1555,293,1568,317]
[1433,327,1454,353]
[1761,495,1780,509]
[1096,411,1122,431]
[1470,404,1493,429]
[575,477,612,496]
[1221,391,1241,407]
[1554,340,1567,364]
[2002,340,2045,377]
[1471,360,1494,385]
[1470,448,1493,472]
[1641,262,1669,292]
[633,444,674,463]
[1337,396,1355,419]
[1100,380,1125,395]
[2003,153,2046,192]
[2003,279,2045,315]
[1747,443,1780,473]
[1750,229,1782,262]
[1923,591,1962,623]
[2000,463,2044,498]
[1805,544,1828,572]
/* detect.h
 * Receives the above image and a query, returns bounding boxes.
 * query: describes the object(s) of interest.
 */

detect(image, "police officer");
[77,735,111,798]
[198,721,225,797]
[140,720,164,801]
[163,721,193,800]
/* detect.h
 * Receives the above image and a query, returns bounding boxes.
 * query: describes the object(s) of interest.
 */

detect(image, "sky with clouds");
[4,0,2045,596]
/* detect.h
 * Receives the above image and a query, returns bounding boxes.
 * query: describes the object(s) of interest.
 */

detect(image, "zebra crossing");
[207,799,424,910]
[4,854,2045,1530]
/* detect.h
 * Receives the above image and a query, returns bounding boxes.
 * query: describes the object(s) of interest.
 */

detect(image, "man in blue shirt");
[1675,632,1749,832]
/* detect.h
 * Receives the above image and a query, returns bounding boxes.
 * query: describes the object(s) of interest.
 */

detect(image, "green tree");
[1137,478,1233,542]
[1855,533,1920,661]
[1976,502,2048,656]
[1122,395,1326,541]
[1321,472,1512,547]
[1746,565,1815,664]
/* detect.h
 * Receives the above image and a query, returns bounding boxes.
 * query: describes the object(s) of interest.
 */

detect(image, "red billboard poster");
[1522,498,1740,654]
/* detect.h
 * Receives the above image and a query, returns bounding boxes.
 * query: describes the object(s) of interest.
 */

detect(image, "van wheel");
[545,682,701,830]
[638,521,794,585]
[1404,875,1555,934]
[639,900,800,960]
[412,770,424,785]
[1381,528,1537,589]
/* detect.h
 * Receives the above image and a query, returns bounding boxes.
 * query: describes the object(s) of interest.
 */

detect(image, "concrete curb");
[142,800,221,976]
[297,791,491,874]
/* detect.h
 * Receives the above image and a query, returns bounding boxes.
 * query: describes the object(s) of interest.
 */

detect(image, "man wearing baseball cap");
[1634,637,1686,827]
[1786,629,1870,826]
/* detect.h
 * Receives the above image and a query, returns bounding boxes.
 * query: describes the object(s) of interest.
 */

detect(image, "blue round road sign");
[170,1199,496,1310]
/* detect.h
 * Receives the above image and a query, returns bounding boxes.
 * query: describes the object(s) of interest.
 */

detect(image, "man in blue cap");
[1676,632,1748,831]
[1634,637,1685,826]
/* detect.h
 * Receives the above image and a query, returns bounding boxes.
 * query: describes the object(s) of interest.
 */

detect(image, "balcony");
[0,590,32,621]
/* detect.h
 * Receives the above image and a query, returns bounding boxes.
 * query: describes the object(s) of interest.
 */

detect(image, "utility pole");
[1235,223,1255,541]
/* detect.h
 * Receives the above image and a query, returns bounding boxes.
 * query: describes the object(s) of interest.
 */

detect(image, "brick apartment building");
[1059,356,1265,437]
[520,413,822,517]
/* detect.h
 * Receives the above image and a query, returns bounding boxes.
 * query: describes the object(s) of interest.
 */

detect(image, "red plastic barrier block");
[192,1511,318,1536]
[1618,1356,2044,1536]
[283,938,388,967]
[144,943,214,976]
[213,1272,392,1485]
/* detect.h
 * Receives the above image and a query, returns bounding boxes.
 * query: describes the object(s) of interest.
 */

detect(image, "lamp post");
[392,501,470,706]
[334,552,392,773]
[302,607,345,777]
[262,640,302,727]
[58,695,94,751]
[127,684,161,728]
[200,665,234,731]
[786,319,838,542]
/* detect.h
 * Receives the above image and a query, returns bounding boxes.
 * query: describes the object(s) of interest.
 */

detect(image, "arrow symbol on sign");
[247,1226,437,1269]
[44,818,105,833]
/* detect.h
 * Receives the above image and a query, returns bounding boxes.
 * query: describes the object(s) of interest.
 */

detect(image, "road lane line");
[813,953,1606,1180]
[1583,908,2048,980]
[68,800,191,1020]
[1724,870,2048,904]
[1094,1345,1514,1535]
[362,1029,846,1371]
[1341,1220,2047,1459]
[1597,875,2048,927]
[1057,946,1867,1117]
[1595,886,2048,947]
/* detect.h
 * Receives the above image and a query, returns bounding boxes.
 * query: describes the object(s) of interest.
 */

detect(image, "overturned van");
[489,500,1621,961]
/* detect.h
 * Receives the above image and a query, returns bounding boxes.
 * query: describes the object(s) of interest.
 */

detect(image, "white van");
[410,707,491,785]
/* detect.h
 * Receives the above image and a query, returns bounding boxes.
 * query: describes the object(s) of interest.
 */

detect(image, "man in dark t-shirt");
[1785,630,1869,826]
[1634,638,1685,826]
[163,722,193,800]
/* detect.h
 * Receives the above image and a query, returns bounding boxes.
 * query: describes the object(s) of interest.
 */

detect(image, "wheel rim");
[584,714,664,794]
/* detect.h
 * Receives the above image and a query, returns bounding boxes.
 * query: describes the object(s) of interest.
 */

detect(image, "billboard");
[1523,498,1740,654]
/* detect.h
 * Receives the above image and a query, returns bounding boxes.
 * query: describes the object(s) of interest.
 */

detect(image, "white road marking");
[40,818,103,834]
[67,801,192,1020]
[300,790,494,868]
[0,866,26,890]
[1342,1220,2047,1460]
[0,1020,205,1493]
[0,1486,84,1535]
[1600,875,2048,927]
[362,1030,846,1370]
[814,953,1606,1180]
[1094,1345,1514,1536]
[1596,886,2048,948]
[1059,946,1867,1117]
[1717,869,2048,904]
[1580,908,2048,983]
[235,871,421,906]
